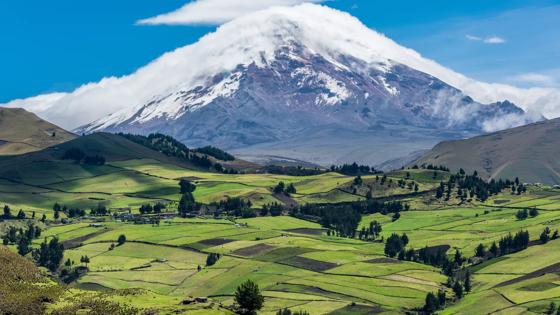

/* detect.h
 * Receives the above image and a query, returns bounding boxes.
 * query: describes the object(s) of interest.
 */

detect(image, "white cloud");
[484,36,506,44]
[466,34,506,44]
[3,4,560,130]
[465,34,482,41]
[510,73,554,84]
[137,0,325,25]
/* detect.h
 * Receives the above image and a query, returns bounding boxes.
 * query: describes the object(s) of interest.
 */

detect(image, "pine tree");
[453,281,464,299]
[464,270,472,293]
[234,280,264,314]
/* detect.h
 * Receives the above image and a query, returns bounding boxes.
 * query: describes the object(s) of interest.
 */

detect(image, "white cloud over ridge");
[3,4,560,130]
[137,0,325,25]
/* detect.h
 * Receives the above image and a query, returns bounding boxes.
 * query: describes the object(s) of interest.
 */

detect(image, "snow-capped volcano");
[3,4,551,166]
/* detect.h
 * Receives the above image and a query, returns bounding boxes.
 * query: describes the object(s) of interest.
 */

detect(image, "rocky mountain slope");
[414,118,560,184]
[4,4,542,167]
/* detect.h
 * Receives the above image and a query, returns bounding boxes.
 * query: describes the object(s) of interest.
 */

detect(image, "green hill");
[0,107,76,155]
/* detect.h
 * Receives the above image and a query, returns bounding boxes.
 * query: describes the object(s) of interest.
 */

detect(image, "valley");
[2,131,560,314]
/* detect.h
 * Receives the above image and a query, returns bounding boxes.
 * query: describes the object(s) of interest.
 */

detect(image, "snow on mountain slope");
[3,3,558,130]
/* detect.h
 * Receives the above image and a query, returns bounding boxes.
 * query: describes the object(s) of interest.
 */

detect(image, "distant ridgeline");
[118,133,237,173]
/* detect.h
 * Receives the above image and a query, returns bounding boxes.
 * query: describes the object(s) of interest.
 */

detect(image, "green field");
[4,144,560,314]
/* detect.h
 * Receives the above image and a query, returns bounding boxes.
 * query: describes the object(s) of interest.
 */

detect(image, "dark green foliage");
[529,208,539,217]
[540,227,552,244]
[83,155,106,165]
[263,165,323,176]
[516,209,528,220]
[178,192,197,217]
[117,234,126,246]
[464,270,472,292]
[330,163,379,176]
[475,243,486,257]
[62,147,86,162]
[195,146,235,161]
[234,280,264,315]
[119,133,225,170]
[273,182,286,194]
[210,197,253,218]
[261,202,283,217]
[453,281,463,299]
[385,233,407,257]
[16,209,26,219]
[35,237,65,272]
[206,253,220,267]
[498,230,529,255]
[276,309,309,315]
[3,205,11,219]
[490,242,499,257]
[353,176,363,186]
[90,204,108,216]
[286,183,297,194]
[295,204,361,238]
[179,179,197,194]
[424,292,439,313]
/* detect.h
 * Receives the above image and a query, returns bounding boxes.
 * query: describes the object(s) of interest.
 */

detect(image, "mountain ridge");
[413,117,560,184]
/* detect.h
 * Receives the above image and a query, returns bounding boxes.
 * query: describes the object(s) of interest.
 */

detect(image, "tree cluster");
[34,237,65,272]
[119,133,233,172]
[294,204,361,238]
[330,163,380,176]
[435,170,523,202]
[195,146,235,161]
[260,202,283,217]
[273,182,296,195]
[263,165,323,176]
[384,233,409,257]
[358,220,382,241]
[61,148,105,165]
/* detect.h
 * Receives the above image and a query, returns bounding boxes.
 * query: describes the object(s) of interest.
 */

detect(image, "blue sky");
[1,0,559,103]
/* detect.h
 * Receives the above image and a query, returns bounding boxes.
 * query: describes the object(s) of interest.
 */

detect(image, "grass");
[6,155,560,313]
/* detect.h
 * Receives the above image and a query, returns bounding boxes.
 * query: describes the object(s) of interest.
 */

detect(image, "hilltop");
[0,107,75,155]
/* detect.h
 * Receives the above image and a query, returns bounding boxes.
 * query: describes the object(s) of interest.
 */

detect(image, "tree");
[490,242,499,257]
[3,205,11,219]
[353,176,363,186]
[286,183,297,194]
[546,302,557,315]
[273,182,286,194]
[464,270,472,292]
[423,292,439,314]
[179,179,196,194]
[437,290,446,308]
[35,237,64,272]
[206,253,220,266]
[117,234,126,246]
[453,281,464,299]
[234,280,264,314]
[276,309,309,315]
[529,208,539,217]
[384,233,405,258]
[475,243,486,258]
[178,192,197,216]
[16,209,26,219]
[454,250,463,266]
[80,255,90,267]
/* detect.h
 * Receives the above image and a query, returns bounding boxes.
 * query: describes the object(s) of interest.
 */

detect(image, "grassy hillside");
[3,132,560,314]
[0,107,76,155]
[413,118,560,184]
